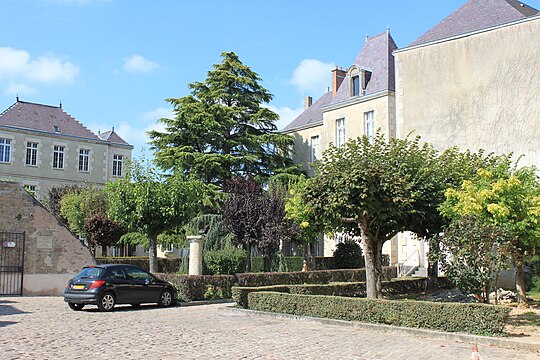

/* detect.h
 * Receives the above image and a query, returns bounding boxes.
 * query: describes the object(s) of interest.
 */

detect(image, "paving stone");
[0,296,538,359]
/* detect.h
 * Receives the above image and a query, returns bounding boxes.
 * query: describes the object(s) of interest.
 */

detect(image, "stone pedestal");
[187,235,204,275]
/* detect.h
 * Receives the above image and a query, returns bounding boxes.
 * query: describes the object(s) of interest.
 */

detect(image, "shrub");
[248,292,511,336]
[204,247,246,275]
[156,273,235,301]
[233,277,452,308]
[235,266,397,287]
[332,240,364,269]
[96,257,180,273]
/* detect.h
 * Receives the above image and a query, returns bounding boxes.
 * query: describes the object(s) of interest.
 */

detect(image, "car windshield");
[75,267,106,279]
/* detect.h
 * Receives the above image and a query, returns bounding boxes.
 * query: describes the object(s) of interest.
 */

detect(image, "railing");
[398,250,420,277]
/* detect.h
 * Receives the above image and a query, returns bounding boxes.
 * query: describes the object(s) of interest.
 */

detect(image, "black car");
[64,264,177,311]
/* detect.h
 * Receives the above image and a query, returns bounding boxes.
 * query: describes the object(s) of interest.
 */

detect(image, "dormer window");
[53,126,61,133]
[352,76,360,96]
[348,66,372,97]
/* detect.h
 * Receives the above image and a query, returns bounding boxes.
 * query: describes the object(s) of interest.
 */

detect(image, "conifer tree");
[149,52,298,187]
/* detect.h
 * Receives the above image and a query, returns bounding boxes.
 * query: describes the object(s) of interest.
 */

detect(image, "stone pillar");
[188,235,204,275]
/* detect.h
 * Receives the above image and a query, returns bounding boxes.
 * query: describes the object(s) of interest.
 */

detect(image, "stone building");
[282,30,398,257]
[0,99,133,201]
[282,0,539,274]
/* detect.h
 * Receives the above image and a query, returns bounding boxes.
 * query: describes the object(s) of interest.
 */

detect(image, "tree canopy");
[149,51,299,188]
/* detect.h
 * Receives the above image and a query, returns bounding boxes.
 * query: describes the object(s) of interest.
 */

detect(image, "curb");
[224,306,540,353]
[179,299,234,307]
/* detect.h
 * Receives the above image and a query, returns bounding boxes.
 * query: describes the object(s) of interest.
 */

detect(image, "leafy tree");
[106,160,207,273]
[222,177,291,272]
[84,215,127,257]
[60,186,108,238]
[441,165,540,304]
[149,51,298,188]
[305,134,442,298]
[429,216,512,303]
[185,214,234,251]
[285,176,323,271]
[47,184,82,224]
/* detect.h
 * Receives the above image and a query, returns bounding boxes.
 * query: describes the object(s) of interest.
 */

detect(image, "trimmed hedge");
[236,266,397,287]
[96,257,181,273]
[156,273,235,302]
[232,277,453,308]
[248,292,511,336]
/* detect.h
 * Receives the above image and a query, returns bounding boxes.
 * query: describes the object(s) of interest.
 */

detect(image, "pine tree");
[149,51,298,187]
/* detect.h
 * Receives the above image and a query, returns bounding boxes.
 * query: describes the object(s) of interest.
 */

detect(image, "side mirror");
[145,277,154,285]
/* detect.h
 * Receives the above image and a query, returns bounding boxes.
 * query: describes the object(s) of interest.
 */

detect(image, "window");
[53,145,65,169]
[352,76,360,96]
[112,154,123,176]
[336,118,346,148]
[365,111,375,143]
[125,267,152,282]
[79,149,90,172]
[0,138,11,163]
[310,136,319,163]
[26,142,38,166]
[24,185,37,196]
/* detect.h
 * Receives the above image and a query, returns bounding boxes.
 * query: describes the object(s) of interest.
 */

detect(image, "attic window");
[352,76,360,96]
[349,66,372,97]
[53,126,61,133]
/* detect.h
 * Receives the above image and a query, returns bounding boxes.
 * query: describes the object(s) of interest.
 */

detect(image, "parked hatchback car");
[64,264,177,311]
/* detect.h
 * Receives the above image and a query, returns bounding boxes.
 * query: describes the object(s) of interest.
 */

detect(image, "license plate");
[73,284,85,290]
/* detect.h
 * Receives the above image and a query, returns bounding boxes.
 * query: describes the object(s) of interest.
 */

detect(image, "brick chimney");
[304,96,313,110]
[332,66,347,96]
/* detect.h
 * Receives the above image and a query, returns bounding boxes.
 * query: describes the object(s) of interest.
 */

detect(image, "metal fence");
[0,231,25,295]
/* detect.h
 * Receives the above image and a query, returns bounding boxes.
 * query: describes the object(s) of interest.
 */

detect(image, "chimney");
[304,96,313,110]
[332,66,347,96]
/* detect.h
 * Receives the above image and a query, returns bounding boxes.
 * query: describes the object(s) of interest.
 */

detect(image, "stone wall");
[0,181,95,295]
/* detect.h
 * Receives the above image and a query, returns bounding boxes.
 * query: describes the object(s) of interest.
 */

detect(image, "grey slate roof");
[410,0,539,47]
[0,100,132,147]
[282,92,332,132]
[283,31,397,132]
[98,130,130,146]
[328,31,398,106]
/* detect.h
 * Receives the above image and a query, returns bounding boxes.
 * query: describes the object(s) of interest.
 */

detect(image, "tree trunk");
[427,238,439,291]
[362,235,383,299]
[148,234,158,273]
[514,253,528,305]
[263,256,271,272]
[245,244,252,273]
[101,244,108,257]
[302,243,310,271]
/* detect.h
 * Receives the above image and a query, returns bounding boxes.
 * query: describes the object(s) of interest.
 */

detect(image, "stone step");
[412,267,427,277]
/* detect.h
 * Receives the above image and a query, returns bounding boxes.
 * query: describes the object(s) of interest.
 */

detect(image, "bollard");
[187,235,204,275]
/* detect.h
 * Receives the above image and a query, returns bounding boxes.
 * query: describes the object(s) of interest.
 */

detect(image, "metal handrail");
[398,249,420,277]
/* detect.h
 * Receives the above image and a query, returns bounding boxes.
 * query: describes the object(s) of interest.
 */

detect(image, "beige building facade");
[0,100,133,201]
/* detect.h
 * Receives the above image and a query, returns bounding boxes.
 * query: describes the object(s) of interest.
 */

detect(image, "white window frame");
[79,149,90,172]
[364,111,375,143]
[53,145,65,169]
[24,184,37,197]
[0,138,11,163]
[336,118,346,148]
[113,154,123,177]
[310,135,320,163]
[26,142,38,166]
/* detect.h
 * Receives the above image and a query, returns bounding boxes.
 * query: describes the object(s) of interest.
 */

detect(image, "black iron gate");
[0,231,25,295]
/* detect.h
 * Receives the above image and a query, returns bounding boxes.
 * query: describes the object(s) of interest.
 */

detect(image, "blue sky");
[1,0,539,159]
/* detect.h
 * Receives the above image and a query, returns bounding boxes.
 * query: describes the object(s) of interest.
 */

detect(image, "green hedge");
[232,277,452,308]
[236,266,397,287]
[248,292,511,336]
[156,273,236,302]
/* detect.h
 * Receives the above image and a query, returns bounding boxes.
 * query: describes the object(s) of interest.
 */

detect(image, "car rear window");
[75,267,106,279]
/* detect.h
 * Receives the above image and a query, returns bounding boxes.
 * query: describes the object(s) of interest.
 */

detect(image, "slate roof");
[283,31,397,132]
[410,0,539,47]
[98,130,130,146]
[328,31,398,106]
[0,100,132,147]
[282,92,332,132]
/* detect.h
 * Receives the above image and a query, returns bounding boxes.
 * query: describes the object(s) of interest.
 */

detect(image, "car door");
[125,266,159,303]
[107,266,131,304]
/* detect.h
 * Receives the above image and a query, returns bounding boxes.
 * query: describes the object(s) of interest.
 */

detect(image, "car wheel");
[97,292,115,312]
[68,303,85,311]
[159,289,173,307]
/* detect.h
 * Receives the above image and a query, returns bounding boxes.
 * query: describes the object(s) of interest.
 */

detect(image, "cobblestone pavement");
[1,296,538,359]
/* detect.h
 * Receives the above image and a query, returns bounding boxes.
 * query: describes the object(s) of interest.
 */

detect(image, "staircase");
[412,267,427,277]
